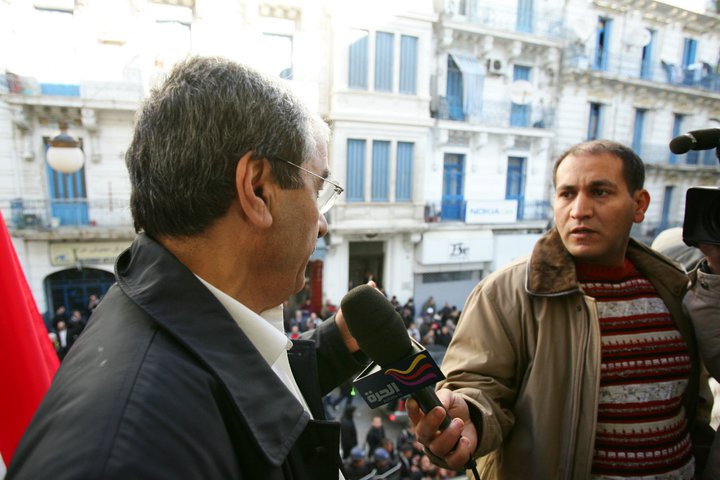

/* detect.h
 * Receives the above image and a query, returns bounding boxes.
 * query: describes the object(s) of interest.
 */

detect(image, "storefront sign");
[50,241,131,267]
[465,200,518,224]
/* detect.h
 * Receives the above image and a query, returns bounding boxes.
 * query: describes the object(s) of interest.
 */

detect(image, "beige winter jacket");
[686,262,720,480]
[438,228,710,480]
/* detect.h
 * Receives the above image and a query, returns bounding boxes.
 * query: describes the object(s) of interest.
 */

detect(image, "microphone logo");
[352,342,446,409]
[384,353,443,387]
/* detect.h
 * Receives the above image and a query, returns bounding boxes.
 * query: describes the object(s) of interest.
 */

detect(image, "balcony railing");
[3,197,132,230]
[563,50,720,94]
[443,1,565,40]
[433,97,555,129]
[426,200,551,223]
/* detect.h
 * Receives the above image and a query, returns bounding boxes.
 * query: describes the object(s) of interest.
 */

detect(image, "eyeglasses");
[273,157,344,214]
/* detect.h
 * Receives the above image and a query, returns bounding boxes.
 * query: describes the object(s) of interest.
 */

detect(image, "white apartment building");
[1,0,718,322]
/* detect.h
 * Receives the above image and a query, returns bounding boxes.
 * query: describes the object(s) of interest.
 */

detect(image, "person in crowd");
[344,447,373,480]
[340,404,359,459]
[372,447,396,476]
[685,243,720,480]
[50,305,67,331]
[7,56,367,479]
[403,297,416,320]
[365,415,387,457]
[53,320,70,360]
[652,227,720,480]
[433,324,452,348]
[407,139,714,479]
[86,294,100,318]
[321,298,338,319]
[420,296,436,319]
[407,321,421,344]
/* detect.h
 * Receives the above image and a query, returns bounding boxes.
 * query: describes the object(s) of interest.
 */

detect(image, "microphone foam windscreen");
[669,135,693,154]
[340,285,413,367]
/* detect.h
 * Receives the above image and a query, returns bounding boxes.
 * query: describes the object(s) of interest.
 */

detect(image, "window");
[670,114,683,165]
[346,139,415,203]
[506,157,526,219]
[631,108,646,155]
[396,142,414,201]
[375,32,394,92]
[516,0,534,33]
[348,30,417,94]
[593,17,612,71]
[371,141,390,201]
[446,53,484,121]
[441,154,465,221]
[399,35,418,94]
[587,102,603,140]
[347,139,366,201]
[348,30,369,89]
[640,29,655,80]
[660,186,674,231]
[510,66,531,127]
[681,37,698,86]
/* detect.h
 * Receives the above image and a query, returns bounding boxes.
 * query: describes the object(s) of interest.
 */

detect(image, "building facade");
[1,0,718,320]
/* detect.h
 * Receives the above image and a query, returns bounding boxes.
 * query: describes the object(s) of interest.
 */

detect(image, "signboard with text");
[465,200,518,224]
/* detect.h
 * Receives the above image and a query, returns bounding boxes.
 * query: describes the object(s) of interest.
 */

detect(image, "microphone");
[341,285,452,431]
[669,128,720,154]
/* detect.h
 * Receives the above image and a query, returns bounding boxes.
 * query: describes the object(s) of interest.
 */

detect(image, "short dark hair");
[552,139,645,193]
[126,56,329,238]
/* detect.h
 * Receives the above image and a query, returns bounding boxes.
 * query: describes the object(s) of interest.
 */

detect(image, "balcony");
[433,97,555,130]
[563,50,720,95]
[3,197,134,240]
[442,1,565,40]
[427,199,551,224]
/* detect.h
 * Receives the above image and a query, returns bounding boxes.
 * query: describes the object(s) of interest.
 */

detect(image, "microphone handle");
[412,387,452,431]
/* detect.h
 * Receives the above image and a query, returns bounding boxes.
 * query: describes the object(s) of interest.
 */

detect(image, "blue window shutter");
[446,56,464,120]
[587,103,602,140]
[682,38,697,67]
[510,66,531,127]
[347,139,366,201]
[593,17,612,71]
[670,114,683,165]
[371,141,390,201]
[399,35,418,94]
[631,108,646,154]
[516,0,534,33]
[396,142,414,201]
[375,32,394,92]
[640,30,655,80]
[349,31,368,89]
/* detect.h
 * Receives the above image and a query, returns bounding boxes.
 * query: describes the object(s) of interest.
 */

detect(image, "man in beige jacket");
[408,140,714,479]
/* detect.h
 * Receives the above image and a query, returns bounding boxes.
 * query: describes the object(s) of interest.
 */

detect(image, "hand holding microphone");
[341,285,478,472]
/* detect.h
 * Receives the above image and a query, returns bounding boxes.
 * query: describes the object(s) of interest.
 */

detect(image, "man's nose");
[318,212,329,238]
[570,193,593,219]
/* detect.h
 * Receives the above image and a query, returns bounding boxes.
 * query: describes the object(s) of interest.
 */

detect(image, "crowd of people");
[11,53,717,480]
[339,411,461,480]
[46,294,100,360]
[283,293,460,353]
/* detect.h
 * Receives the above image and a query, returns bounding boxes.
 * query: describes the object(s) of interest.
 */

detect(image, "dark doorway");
[349,241,384,290]
[45,268,115,323]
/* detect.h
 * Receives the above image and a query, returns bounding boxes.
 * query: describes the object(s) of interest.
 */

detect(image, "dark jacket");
[8,234,365,479]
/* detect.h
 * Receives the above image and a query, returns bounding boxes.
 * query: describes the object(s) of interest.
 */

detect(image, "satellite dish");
[626,27,652,48]
[509,80,534,105]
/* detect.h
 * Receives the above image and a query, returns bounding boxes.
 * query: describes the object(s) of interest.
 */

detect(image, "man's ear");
[632,189,651,224]
[235,152,273,228]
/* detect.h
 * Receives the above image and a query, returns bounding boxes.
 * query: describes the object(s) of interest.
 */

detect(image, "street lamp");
[46,124,84,174]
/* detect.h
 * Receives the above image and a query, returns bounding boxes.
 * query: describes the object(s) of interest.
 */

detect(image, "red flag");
[0,211,59,463]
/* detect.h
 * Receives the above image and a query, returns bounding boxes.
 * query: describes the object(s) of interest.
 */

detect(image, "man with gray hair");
[8,56,365,479]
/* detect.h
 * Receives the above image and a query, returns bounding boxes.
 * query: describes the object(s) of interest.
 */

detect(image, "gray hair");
[126,55,329,237]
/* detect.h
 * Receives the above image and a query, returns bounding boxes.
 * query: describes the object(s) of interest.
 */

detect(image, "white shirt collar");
[195,276,292,366]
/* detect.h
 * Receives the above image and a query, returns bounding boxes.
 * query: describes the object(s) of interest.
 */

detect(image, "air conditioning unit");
[486,57,505,74]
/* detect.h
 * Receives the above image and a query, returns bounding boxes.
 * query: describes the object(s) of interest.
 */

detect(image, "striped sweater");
[577,259,694,480]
